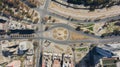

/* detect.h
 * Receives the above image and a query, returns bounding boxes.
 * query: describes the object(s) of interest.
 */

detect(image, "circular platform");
[52,27,69,41]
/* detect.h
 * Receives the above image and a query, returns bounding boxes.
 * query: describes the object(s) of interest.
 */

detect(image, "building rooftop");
[0,19,6,23]
[53,60,61,67]
[0,55,9,64]
[97,43,120,52]
[19,41,33,51]
[0,30,5,35]
[0,23,5,30]
[101,57,120,67]
[10,29,35,34]
[6,60,21,67]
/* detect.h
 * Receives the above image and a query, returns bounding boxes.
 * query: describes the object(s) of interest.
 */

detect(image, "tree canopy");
[67,0,110,5]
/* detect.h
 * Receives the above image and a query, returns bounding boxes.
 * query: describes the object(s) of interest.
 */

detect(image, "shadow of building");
[75,46,114,67]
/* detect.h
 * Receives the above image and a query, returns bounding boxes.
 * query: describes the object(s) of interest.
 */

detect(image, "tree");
[75,26,81,31]
[33,41,38,49]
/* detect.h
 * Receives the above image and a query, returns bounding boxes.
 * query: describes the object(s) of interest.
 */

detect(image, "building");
[0,19,7,33]
[0,55,10,65]
[42,52,74,67]
[52,53,62,67]
[52,60,61,67]
[18,41,33,55]
[96,47,113,57]
[97,43,120,57]
[10,29,35,34]
[62,54,74,67]
[100,57,120,67]
[6,60,21,67]
[0,19,6,23]
[42,52,52,67]
[0,23,5,30]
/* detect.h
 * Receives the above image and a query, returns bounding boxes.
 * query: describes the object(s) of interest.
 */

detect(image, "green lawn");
[76,47,88,52]
[87,27,93,31]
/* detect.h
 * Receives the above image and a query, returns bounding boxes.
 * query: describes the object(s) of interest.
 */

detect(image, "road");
[46,23,101,39]
[1,36,120,44]
[33,0,120,67]
[35,0,51,67]
[0,0,120,67]
[34,6,120,24]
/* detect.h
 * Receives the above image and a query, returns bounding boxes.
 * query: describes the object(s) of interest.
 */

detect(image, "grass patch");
[84,23,94,27]
[87,27,93,31]
[76,47,88,52]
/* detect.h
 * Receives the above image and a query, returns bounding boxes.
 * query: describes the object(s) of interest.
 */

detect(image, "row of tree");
[67,0,110,5]
[67,0,120,10]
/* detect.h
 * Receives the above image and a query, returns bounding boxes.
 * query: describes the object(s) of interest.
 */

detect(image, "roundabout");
[51,27,69,41]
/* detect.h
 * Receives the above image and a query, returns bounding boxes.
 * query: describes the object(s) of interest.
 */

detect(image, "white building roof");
[97,43,120,57]
[98,43,120,51]
[19,41,33,50]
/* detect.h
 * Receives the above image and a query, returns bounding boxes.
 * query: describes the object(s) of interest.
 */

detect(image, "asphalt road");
[0,0,120,67]
[34,0,120,67]
[1,36,119,44]
[35,7,120,24]
[35,0,51,67]
[0,0,119,49]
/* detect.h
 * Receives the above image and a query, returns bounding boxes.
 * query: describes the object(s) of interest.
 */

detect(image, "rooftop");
[6,60,21,67]
[0,19,6,23]
[19,41,33,50]
[101,57,120,67]
[0,55,9,64]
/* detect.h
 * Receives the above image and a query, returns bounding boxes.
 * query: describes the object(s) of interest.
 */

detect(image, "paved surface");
[35,0,51,67]
[1,36,120,44]
[35,6,120,24]
[34,1,120,67]
[0,0,120,67]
